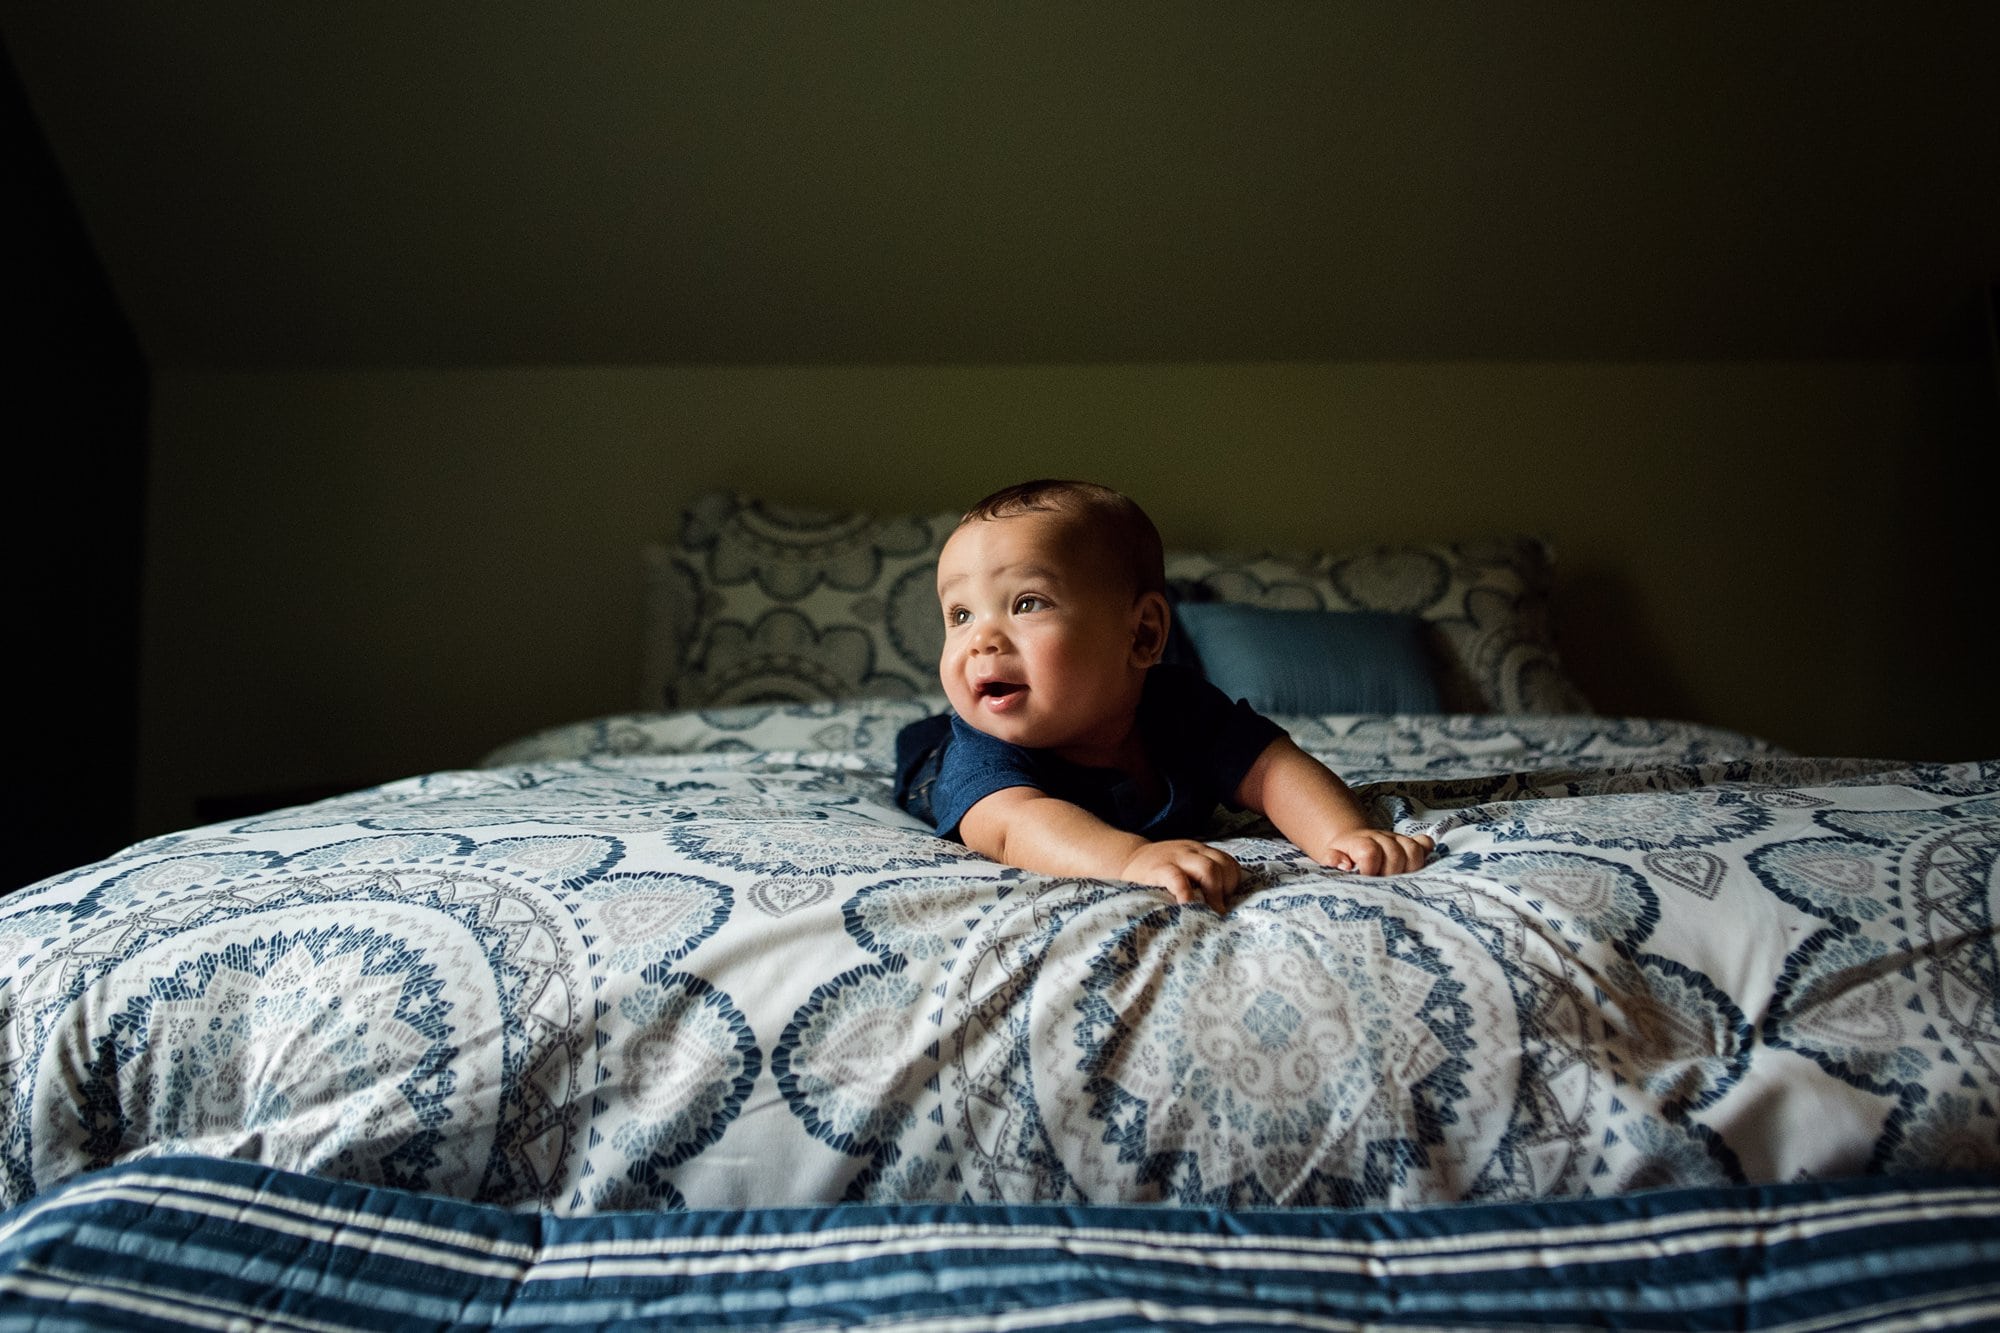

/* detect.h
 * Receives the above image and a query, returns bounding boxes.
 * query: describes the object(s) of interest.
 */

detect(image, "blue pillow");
[1171,603,1443,715]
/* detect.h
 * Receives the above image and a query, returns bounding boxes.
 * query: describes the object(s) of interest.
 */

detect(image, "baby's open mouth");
[977,680,1024,701]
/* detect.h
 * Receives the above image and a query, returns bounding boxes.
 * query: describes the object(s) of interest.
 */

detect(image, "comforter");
[2,702,1994,1213]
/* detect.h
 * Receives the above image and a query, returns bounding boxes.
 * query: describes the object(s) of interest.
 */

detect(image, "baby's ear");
[1129,592,1171,668]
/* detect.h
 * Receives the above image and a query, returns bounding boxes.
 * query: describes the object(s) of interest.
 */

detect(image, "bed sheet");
[2,702,1995,1214]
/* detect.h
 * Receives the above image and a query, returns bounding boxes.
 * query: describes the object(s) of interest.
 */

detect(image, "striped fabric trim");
[0,1157,1996,1331]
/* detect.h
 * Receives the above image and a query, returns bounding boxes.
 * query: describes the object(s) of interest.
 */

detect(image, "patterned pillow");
[644,493,959,709]
[645,493,1589,715]
[1164,539,1589,714]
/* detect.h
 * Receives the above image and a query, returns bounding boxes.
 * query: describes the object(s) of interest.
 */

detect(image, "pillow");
[1163,539,1588,714]
[644,492,1590,715]
[643,492,957,709]
[1172,603,1443,715]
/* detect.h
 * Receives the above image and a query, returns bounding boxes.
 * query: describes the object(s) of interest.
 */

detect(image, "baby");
[893,479,1434,912]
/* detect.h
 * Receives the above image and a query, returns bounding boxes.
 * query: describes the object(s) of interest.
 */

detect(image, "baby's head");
[956,480,1168,603]
[935,480,1171,758]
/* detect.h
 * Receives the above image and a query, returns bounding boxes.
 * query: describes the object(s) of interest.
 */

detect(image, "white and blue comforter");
[2,703,1995,1213]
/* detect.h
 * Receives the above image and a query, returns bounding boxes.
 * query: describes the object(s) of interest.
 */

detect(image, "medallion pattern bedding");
[3,701,1995,1217]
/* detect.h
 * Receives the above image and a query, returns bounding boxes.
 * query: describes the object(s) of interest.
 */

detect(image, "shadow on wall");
[4,44,149,893]
[1552,561,1697,727]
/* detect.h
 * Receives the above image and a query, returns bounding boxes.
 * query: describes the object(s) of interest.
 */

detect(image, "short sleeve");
[926,719,1048,839]
[1146,666,1287,804]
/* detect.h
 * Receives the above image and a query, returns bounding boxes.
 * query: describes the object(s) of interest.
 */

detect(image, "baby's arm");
[959,786,1241,912]
[1234,737,1433,875]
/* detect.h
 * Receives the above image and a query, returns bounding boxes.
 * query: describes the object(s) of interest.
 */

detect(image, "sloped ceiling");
[7,3,1997,369]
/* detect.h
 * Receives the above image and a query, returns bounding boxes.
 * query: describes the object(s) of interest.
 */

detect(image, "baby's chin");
[953,710,1022,741]
[950,701,1051,748]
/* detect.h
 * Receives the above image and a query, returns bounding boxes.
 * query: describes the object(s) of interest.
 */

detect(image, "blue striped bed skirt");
[1,1156,1996,1330]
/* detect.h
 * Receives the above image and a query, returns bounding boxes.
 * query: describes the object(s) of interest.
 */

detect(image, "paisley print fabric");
[3,701,1994,1213]
[640,492,1591,714]
[643,494,963,710]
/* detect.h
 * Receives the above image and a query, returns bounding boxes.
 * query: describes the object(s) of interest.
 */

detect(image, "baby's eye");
[946,607,971,627]
[1013,595,1047,614]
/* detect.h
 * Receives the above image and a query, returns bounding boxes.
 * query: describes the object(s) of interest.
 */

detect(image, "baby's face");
[935,513,1151,760]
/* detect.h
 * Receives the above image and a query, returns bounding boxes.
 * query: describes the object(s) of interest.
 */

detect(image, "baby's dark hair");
[960,479,1167,600]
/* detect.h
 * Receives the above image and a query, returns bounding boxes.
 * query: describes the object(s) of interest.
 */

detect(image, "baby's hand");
[1121,839,1242,913]
[1314,828,1434,877]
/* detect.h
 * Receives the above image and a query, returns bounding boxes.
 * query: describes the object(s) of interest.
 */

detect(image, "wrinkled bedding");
[3,701,1994,1213]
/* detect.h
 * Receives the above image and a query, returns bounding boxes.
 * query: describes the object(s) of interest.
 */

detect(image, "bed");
[2,492,1995,1326]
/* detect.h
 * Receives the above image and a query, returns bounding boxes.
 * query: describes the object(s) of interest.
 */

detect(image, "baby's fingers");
[1176,846,1241,912]
[1382,833,1436,875]
[1319,831,1436,877]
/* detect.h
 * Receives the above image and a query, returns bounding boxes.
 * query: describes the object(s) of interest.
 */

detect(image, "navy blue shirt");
[893,666,1286,840]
